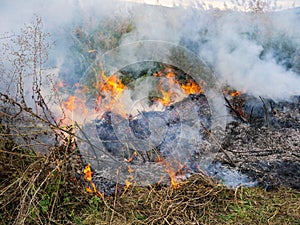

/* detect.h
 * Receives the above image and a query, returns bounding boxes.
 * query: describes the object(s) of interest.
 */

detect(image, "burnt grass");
[1,95,300,224]
[220,94,300,191]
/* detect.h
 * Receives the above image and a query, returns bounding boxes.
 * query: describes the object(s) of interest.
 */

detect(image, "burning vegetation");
[1,3,300,224]
[72,64,211,194]
[60,65,205,119]
[152,68,204,106]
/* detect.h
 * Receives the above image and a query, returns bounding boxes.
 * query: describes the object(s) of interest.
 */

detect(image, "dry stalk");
[224,96,247,123]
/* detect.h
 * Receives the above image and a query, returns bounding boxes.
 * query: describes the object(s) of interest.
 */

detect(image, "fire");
[230,91,241,97]
[153,68,204,106]
[126,151,138,163]
[84,163,93,181]
[163,160,183,189]
[181,80,204,95]
[124,179,132,192]
[96,73,126,113]
[84,163,104,199]
[166,71,176,84]
[60,67,207,193]
[63,95,88,114]
[61,68,204,119]
[100,74,125,95]
[63,96,76,111]
[223,87,244,97]
[123,166,134,193]
[60,72,127,126]
[168,168,180,189]
[159,89,172,106]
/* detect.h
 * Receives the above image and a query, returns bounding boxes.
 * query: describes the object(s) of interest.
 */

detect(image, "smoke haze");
[1,0,299,101]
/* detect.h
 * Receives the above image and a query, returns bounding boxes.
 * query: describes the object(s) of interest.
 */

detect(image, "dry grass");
[0,123,88,224]
[1,134,299,225]
[104,176,300,225]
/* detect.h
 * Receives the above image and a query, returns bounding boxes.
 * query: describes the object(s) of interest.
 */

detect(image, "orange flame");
[124,179,132,192]
[154,68,204,106]
[63,95,88,114]
[60,72,127,123]
[62,68,204,119]
[154,70,178,106]
[100,74,125,95]
[84,163,93,181]
[230,91,241,97]
[159,89,172,106]
[168,169,180,189]
[166,71,176,84]
[63,96,76,112]
[84,163,104,199]
[181,80,204,95]
[223,87,245,97]
[96,73,126,114]
[123,166,135,193]
[126,151,138,163]
[163,160,183,189]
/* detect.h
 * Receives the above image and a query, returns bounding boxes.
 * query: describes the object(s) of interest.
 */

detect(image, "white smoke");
[122,4,300,100]
[1,1,300,104]
[195,9,300,100]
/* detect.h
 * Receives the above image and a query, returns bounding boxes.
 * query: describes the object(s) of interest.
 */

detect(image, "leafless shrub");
[0,17,85,225]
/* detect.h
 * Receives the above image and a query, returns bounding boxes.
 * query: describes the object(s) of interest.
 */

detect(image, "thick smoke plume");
[126,3,300,100]
[1,1,299,101]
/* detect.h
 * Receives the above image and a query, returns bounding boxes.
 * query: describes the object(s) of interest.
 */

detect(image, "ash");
[83,93,300,194]
[219,95,300,190]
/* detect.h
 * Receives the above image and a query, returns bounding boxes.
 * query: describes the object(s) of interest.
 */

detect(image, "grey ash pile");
[88,93,214,195]
[88,92,300,194]
[95,94,211,163]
